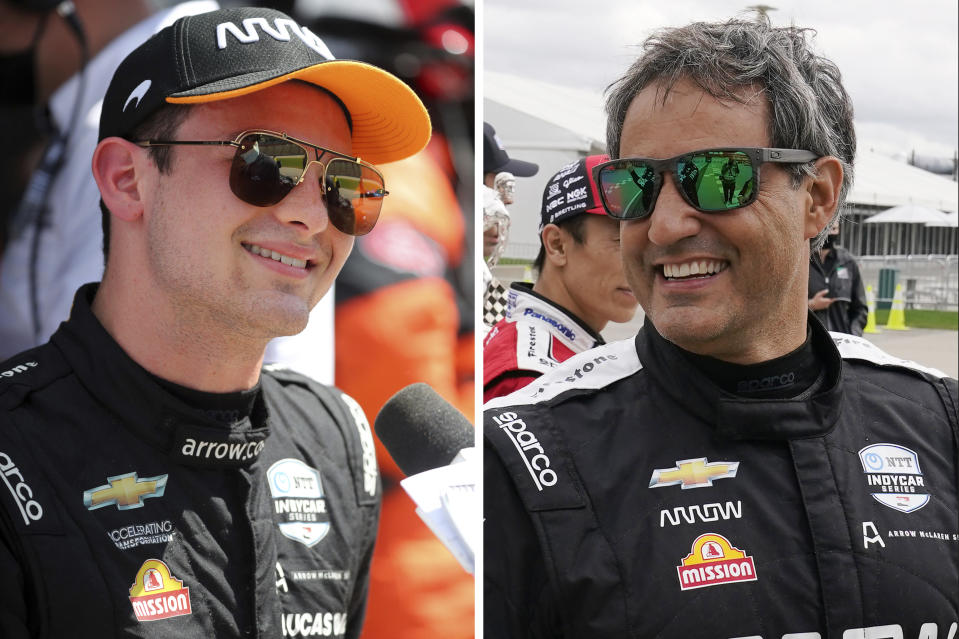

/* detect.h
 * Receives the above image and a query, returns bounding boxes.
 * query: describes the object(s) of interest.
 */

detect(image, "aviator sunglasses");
[592,147,819,220]
[136,130,388,236]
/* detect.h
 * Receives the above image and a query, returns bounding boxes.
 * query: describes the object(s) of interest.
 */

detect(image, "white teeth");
[663,260,726,279]
[244,244,307,269]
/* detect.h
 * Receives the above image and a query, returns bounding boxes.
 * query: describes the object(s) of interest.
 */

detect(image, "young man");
[0,7,430,637]
[484,18,958,637]
[483,155,638,401]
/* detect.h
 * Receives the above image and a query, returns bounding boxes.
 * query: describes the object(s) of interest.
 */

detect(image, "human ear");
[542,224,568,267]
[803,156,843,240]
[91,137,147,223]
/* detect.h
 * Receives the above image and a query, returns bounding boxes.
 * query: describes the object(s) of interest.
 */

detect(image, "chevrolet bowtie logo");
[83,472,168,510]
[649,458,739,489]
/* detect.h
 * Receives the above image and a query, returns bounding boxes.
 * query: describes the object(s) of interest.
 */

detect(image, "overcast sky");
[483,0,958,161]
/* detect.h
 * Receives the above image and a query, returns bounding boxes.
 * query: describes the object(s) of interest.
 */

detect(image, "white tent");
[485,70,959,258]
[926,212,959,228]
[863,205,953,225]
[863,205,956,255]
[485,71,606,258]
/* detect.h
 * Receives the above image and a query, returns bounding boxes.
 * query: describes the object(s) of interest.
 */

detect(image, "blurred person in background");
[0,0,218,359]
[482,121,537,331]
[483,155,637,401]
[482,184,510,331]
[284,2,476,637]
[808,220,868,336]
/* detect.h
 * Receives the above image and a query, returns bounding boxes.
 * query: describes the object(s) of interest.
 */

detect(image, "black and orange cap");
[98,6,431,164]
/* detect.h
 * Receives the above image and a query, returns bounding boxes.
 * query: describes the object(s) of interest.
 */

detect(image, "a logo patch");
[216,17,333,58]
[491,411,557,491]
[107,520,175,550]
[649,457,739,489]
[0,451,43,525]
[659,500,742,527]
[268,459,330,547]
[676,533,757,591]
[123,80,152,112]
[340,394,378,499]
[129,559,192,622]
[83,472,167,510]
[859,443,929,513]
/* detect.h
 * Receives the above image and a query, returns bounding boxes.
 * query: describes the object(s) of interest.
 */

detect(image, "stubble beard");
[145,211,313,347]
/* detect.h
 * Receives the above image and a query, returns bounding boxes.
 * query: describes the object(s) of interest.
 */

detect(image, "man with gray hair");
[484,17,958,637]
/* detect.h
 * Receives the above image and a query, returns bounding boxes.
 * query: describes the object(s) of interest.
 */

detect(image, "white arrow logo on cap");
[123,80,152,112]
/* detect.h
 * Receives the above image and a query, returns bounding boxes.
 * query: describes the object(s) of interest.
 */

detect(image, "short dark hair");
[532,214,588,275]
[99,104,193,264]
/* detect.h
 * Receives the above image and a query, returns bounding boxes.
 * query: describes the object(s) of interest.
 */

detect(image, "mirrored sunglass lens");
[324,159,385,235]
[230,134,306,206]
[677,150,754,211]
[599,162,657,219]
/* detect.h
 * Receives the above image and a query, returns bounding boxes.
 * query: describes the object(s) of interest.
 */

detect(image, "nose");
[645,173,702,247]
[273,162,330,235]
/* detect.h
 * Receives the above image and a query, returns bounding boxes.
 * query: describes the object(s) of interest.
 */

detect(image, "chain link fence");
[859,255,958,311]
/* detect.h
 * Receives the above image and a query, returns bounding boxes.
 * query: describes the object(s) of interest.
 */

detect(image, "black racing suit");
[484,317,959,638]
[809,246,868,336]
[0,285,380,638]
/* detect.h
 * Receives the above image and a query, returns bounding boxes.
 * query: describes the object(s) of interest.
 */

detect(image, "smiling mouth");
[242,243,313,269]
[660,260,728,281]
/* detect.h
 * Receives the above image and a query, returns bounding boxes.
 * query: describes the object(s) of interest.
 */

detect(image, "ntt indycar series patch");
[269,458,331,546]
[859,443,930,513]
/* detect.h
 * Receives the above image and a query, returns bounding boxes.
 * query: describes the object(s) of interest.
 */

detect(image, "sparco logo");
[216,17,334,59]
[0,451,43,525]
[1,361,37,379]
[491,411,556,490]
[736,371,795,393]
[181,438,264,462]
[341,394,378,498]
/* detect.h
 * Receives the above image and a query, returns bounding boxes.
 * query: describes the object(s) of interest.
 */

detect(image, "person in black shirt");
[484,16,958,638]
[808,221,868,335]
[0,7,430,637]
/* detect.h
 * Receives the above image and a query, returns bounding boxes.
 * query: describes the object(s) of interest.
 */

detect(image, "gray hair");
[605,17,855,249]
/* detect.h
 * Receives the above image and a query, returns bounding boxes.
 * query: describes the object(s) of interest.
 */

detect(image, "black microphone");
[374,383,474,476]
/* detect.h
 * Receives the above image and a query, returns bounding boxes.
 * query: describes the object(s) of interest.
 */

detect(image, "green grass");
[497,257,533,265]
[873,309,958,330]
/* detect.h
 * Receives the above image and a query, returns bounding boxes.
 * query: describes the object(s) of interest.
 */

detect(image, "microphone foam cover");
[374,383,474,476]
